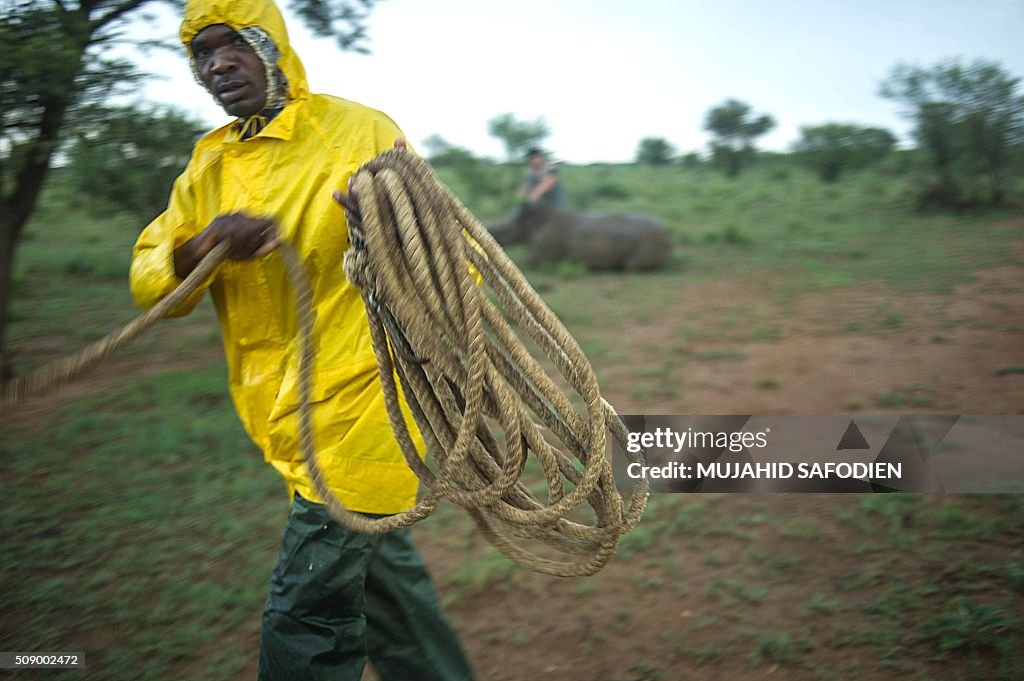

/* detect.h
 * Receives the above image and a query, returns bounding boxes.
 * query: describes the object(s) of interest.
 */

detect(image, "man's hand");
[332,138,407,229]
[174,212,279,279]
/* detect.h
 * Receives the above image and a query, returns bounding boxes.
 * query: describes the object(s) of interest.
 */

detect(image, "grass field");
[2,161,1023,680]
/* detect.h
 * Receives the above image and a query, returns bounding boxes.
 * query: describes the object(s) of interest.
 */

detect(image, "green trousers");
[257,494,474,681]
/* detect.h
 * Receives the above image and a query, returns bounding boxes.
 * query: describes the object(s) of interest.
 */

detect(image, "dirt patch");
[420,494,1019,681]
[603,264,1024,415]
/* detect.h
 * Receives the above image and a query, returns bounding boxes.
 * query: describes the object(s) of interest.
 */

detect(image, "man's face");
[192,24,268,117]
[529,153,546,171]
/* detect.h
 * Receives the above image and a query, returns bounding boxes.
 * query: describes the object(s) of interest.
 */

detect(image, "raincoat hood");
[180,0,309,103]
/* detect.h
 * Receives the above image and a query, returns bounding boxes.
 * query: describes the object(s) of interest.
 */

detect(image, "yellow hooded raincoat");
[130,0,423,514]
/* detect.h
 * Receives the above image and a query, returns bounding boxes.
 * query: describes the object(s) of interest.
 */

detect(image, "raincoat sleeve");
[129,160,216,317]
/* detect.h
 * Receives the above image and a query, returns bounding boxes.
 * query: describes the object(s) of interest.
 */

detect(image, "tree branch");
[91,0,153,32]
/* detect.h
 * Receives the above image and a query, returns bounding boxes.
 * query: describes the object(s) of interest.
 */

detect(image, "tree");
[0,0,376,380]
[293,0,376,53]
[420,134,501,207]
[679,151,703,169]
[880,59,1024,208]
[68,105,208,221]
[703,99,775,176]
[635,137,675,166]
[487,113,550,162]
[792,123,897,182]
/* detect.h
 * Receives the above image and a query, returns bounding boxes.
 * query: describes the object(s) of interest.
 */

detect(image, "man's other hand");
[174,212,279,279]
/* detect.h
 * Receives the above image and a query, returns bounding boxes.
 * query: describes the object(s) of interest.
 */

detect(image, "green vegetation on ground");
[2,160,1022,680]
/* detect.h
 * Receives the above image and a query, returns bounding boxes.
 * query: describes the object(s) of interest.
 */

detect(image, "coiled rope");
[2,149,648,577]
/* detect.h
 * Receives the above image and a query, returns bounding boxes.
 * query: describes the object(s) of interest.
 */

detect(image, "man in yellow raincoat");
[129,1,474,678]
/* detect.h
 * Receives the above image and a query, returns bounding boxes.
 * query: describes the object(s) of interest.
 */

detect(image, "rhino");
[486,203,672,271]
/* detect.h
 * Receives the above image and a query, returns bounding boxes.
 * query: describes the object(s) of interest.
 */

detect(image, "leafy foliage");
[704,99,775,177]
[679,151,704,169]
[792,124,897,182]
[881,59,1024,208]
[292,0,375,53]
[421,135,506,208]
[921,598,1015,657]
[635,137,676,166]
[0,1,167,200]
[487,113,550,162]
[68,105,208,222]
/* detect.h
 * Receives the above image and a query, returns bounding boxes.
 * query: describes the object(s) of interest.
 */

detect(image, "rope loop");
[310,149,649,576]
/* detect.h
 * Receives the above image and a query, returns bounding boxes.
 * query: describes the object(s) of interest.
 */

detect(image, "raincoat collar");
[229,102,298,142]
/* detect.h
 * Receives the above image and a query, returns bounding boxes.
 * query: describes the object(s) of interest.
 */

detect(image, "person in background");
[517,147,567,207]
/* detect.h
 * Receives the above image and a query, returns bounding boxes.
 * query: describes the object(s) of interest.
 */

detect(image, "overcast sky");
[126,0,1024,163]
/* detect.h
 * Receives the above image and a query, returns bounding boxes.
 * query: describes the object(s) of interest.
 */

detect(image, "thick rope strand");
[1,241,230,406]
